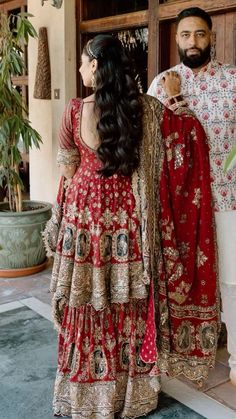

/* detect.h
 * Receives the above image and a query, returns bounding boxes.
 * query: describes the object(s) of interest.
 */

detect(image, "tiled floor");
[0,260,236,419]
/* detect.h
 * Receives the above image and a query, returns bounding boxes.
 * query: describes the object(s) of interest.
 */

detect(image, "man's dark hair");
[176,7,212,30]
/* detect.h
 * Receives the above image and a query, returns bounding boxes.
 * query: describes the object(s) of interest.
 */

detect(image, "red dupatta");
[140,96,220,382]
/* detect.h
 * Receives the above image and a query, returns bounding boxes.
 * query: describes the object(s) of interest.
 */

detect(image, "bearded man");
[148,6,236,386]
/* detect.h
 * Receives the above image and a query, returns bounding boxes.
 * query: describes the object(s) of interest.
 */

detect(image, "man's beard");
[178,44,211,69]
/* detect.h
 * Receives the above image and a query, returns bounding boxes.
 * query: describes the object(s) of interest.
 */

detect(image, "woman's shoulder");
[68,94,95,108]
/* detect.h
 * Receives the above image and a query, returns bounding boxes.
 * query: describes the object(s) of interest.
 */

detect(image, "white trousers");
[215,211,236,370]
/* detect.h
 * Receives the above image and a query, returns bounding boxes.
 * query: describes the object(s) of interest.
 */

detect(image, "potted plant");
[0,12,52,276]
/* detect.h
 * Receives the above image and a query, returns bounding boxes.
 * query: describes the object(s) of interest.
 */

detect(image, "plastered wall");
[28,0,76,203]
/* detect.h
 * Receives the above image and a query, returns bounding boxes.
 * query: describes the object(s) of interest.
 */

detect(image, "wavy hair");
[83,34,142,177]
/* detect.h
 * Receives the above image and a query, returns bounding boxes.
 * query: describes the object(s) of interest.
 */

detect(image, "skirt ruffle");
[53,299,160,418]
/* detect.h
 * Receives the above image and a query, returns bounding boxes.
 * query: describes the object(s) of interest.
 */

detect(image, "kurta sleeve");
[43,100,81,257]
[57,99,80,177]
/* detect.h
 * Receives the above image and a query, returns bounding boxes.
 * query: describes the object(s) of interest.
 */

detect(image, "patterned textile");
[148,60,236,212]
[54,301,160,418]
[44,95,220,418]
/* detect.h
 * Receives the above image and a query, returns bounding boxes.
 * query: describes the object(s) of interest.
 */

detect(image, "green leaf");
[224,145,236,173]
[10,51,24,75]
[0,11,41,212]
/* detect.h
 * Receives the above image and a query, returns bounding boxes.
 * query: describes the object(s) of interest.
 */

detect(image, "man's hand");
[161,71,181,97]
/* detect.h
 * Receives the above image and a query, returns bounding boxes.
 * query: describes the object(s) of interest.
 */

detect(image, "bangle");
[168,94,184,105]
[169,100,187,111]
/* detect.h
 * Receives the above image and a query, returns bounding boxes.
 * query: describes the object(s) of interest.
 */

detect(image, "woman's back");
[80,95,100,151]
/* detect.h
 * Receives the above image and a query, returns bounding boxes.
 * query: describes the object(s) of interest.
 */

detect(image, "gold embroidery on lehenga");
[196,321,218,355]
[192,188,202,208]
[159,218,174,241]
[100,232,112,262]
[196,246,208,267]
[123,316,132,337]
[174,321,195,353]
[169,280,191,304]
[179,242,190,259]
[113,229,129,261]
[82,336,90,355]
[105,333,116,352]
[120,341,130,369]
[159,300,169,328]
[90,347,108,380]
[100,208,114,228]
[136,317,146,336]
[135,340,149,372]
[113,208,129,226]
[62,223,76,255]
[53,372,160,418]
[66,202,79,221]
[174,143,185,169]
[51,258,148,311]
[163,246,179,261]
[75,230,90,261]
[78,206,93,225]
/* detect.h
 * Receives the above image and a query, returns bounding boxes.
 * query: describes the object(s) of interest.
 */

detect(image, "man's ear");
[209,30,213,45]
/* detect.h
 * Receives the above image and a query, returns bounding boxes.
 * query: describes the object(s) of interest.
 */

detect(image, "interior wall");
[28,0,76,203]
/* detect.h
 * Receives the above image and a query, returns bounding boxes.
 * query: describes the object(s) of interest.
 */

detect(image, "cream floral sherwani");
[148,60,236,212]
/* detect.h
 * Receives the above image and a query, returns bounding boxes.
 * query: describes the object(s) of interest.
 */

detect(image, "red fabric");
[58,300,154,383]
[160,108,216,307]
[54,98,219,380]
[141,107,218,364]
[140,281,158,363]
[56,99,142,271]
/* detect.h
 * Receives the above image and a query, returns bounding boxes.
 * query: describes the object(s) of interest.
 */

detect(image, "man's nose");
[188,33,197,46]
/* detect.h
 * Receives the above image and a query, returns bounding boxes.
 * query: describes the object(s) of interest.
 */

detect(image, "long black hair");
[83,34,142,177]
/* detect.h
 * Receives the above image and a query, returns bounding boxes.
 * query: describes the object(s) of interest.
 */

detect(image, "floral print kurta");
[148,60,236,212]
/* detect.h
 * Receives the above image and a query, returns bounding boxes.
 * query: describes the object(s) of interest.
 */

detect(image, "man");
[148,7,236,385]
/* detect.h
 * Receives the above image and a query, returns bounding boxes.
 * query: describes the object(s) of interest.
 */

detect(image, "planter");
[0,200,52,277]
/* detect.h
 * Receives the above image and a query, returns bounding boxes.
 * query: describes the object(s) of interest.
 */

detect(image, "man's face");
[176,16,212,69]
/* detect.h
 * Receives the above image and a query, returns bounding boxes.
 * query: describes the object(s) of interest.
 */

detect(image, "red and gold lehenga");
[44,95,220,418]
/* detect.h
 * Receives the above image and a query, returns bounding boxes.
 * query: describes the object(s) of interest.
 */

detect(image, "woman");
[44,34,219,418]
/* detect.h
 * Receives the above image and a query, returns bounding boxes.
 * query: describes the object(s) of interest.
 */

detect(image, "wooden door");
[152,0,236,79]
[76,0,150,97]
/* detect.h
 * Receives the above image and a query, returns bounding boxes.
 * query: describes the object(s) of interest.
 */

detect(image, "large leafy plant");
[0,12,42,212]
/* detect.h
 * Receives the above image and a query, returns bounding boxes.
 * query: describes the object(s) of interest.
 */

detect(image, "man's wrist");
[168,93,184,104]
[164,93,188,111]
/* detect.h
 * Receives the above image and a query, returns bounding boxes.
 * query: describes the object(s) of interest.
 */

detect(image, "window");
[81,0,148,20]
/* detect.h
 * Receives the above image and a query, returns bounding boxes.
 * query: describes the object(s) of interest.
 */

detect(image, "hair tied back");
[87,40,98,60]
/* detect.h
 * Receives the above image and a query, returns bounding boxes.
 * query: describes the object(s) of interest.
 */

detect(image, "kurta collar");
[179,60,220,78]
